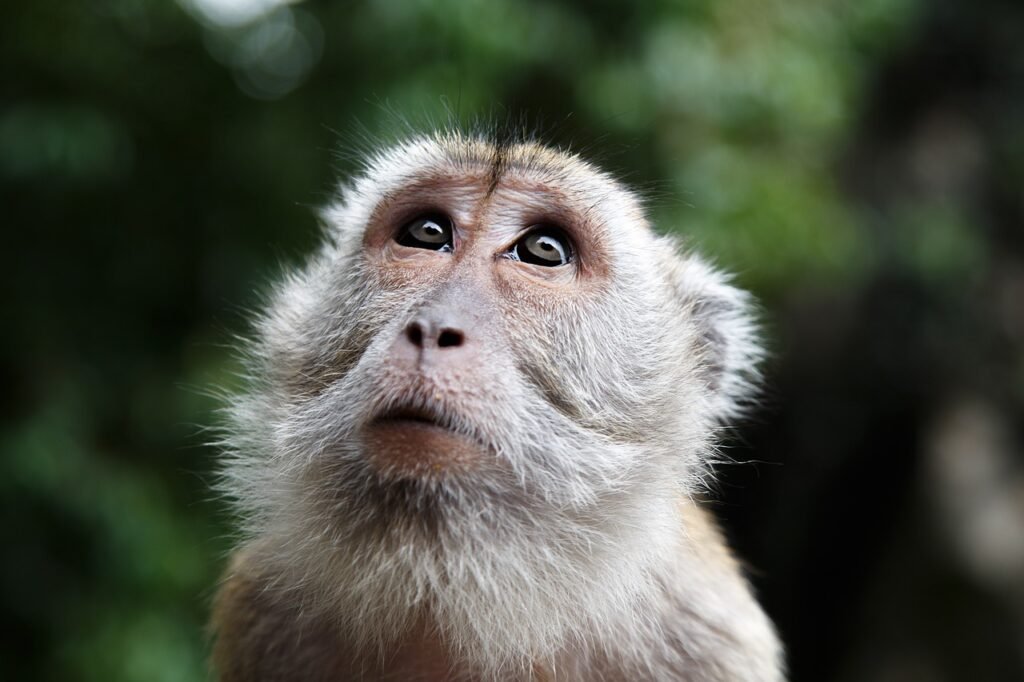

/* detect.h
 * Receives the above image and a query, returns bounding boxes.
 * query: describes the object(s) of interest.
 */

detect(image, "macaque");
[211,131,784,681]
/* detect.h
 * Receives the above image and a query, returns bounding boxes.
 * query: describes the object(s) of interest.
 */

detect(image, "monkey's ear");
[663,245,763,421]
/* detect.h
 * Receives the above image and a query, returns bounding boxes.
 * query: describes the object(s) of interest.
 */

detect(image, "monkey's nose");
[404,319,466,350]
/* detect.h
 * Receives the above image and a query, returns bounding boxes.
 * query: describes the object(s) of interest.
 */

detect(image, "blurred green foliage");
[4,0,1024,680]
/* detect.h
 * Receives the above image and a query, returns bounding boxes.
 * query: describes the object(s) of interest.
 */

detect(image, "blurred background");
[3,0,1023,679]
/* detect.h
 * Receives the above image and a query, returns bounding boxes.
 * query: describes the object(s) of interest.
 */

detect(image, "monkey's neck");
[218,498,780,681]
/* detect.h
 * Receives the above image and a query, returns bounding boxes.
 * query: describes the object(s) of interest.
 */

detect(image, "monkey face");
[229,135,759,541]
[267,143,688,526]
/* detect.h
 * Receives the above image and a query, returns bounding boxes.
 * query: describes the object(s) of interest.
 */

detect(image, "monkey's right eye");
[396,214,454,252]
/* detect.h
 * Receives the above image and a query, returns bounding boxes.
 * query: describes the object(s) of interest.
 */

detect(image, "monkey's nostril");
[405,322,424,348]
[437,329,464,348]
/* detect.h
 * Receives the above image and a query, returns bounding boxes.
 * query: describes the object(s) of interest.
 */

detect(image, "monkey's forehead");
[359,133,635,206]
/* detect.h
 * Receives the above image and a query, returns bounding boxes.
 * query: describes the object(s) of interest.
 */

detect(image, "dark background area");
[2,0,1023,680]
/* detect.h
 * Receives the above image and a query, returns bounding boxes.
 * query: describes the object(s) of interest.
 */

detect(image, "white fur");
[218,131,783,680]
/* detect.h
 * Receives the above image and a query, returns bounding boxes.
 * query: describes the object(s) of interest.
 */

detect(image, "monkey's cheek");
[361,422,482,480]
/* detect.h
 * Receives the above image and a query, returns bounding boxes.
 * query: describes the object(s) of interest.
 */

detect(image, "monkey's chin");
[361,419,483,481]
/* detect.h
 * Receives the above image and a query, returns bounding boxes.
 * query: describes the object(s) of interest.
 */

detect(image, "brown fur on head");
[215,130,778,680]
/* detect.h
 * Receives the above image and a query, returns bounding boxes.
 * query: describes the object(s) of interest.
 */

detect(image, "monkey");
[210,130,785,681]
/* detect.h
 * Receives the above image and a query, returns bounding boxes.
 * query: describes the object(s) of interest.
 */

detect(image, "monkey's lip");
[362,406,483,479]
[371,406,453,429]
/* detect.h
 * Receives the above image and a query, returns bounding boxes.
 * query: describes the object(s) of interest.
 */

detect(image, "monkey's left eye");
[510,226,573,267]
[397,214,454,252]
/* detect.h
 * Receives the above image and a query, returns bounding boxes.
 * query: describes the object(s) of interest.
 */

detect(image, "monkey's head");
[222,131,761,670]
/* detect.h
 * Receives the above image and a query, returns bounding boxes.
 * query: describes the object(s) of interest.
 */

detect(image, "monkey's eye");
[397,214,454,252]
[511,226,572,267]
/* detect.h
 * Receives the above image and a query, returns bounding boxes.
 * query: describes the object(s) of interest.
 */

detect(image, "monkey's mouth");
[372,405,453,430]
[362,403,484,479]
